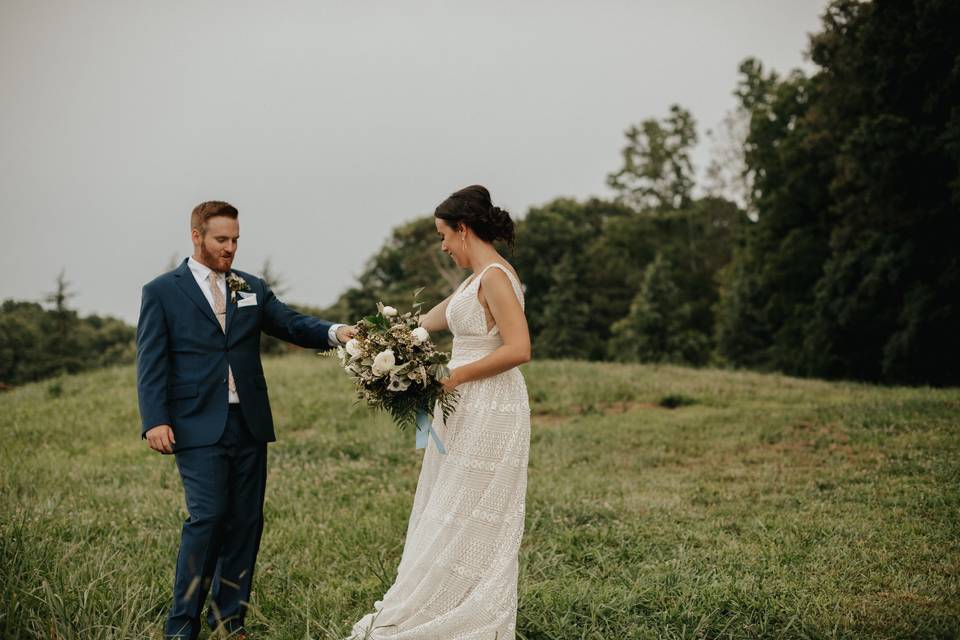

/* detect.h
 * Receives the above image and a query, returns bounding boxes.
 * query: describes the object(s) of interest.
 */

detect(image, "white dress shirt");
[186,257,344,404]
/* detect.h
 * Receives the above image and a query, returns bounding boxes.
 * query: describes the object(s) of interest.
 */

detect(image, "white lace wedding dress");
[348,263,530,640]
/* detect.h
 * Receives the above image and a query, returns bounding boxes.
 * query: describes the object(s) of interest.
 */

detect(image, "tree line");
[0,259,324,386]
[2,0,955,388]
[0,271,135,387]
[323,0,959,386]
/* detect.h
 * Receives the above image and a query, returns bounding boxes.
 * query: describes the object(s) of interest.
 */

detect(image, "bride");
[348,185,531,639]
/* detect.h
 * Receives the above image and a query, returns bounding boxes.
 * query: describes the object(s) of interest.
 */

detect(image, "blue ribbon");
[415,410,447,454]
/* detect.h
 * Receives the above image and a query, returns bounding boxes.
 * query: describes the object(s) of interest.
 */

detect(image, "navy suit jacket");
[136,259,334,450]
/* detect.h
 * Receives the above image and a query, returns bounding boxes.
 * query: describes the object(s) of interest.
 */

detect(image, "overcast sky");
[0,0,826,324]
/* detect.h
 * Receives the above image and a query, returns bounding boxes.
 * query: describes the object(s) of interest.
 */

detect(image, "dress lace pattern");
[348,263,530,640]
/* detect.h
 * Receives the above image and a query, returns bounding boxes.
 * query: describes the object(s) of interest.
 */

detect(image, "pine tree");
[609,254,709,365]
[44,269,79,366]
[534,255,594,360]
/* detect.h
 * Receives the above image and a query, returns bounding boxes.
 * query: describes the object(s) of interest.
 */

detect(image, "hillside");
[1,355,958,639]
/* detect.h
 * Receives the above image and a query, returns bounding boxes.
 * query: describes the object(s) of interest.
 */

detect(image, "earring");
[460,233,466,253]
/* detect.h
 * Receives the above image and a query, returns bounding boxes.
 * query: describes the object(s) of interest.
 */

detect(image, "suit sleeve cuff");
[328,324,344,347]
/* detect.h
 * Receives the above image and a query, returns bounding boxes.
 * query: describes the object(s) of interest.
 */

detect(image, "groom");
[136,201,354,639]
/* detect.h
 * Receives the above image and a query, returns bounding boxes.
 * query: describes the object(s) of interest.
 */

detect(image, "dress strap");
[475,262,524,307]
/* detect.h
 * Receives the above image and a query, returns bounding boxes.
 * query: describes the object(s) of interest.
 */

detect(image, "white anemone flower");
[387,375,411,392]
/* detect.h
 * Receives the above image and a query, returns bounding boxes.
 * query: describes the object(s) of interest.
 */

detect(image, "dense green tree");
[0,299,134,387]
[0,301,58,386]
[718,0,960,385]
[532,255,595,360]
[511,198,633,352]
[609,254,710,365]
[0,271,136,386]
[607,105,698,212]
[76,314,137,368]
[583,197,739,364]
[318,194,737,366]
[801,0,960,384]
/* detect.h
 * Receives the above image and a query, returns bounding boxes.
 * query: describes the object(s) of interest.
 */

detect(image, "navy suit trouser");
[165,405,267,639]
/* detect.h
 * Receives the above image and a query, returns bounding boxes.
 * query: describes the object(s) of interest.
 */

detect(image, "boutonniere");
[225,272,250,303]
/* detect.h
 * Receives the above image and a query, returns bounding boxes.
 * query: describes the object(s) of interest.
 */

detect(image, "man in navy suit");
[136,201,355,639]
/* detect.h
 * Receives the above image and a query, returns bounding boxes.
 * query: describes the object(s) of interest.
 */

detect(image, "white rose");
[345,338,362,358]
[382,305,398,318]
[411,327,430,345]
[371,349,396,376]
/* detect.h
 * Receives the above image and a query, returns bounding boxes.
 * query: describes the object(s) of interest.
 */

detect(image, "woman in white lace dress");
[348,185,531,640]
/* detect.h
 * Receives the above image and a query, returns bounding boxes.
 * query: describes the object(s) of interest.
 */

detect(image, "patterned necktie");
[209,273,236,396]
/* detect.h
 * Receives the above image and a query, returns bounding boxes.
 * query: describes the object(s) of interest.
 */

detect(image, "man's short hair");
[191,201,238,234]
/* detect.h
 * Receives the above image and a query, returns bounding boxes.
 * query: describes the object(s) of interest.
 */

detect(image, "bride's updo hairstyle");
[434,185,515,245]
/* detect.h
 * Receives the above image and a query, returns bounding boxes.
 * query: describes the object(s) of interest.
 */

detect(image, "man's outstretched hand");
[336,324,358,344]
[145,424,176,454]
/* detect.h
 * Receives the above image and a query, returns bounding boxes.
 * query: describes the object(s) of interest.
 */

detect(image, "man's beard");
[200,241,233,273]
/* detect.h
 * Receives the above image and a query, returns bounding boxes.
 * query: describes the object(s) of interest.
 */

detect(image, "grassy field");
[1,354,958,639]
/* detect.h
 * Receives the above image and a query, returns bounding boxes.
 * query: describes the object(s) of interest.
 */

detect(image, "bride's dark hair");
[434,185,515,245]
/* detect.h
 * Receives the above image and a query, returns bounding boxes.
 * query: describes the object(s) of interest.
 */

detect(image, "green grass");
[1,354,958,639]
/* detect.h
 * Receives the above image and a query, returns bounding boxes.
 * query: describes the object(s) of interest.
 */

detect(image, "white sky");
[0,0,826,324]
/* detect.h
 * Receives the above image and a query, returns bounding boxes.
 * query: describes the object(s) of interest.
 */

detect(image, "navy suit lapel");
[173,259,220,330]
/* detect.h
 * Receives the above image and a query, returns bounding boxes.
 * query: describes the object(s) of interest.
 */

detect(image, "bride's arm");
[419,294,453,333]
[443,270,530,390]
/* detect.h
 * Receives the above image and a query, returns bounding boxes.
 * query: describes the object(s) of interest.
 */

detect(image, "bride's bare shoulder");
[478,263,523,303]
[481,261,521,284]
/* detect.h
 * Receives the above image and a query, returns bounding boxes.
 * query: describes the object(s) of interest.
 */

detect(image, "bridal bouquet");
[335,294,457,450]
